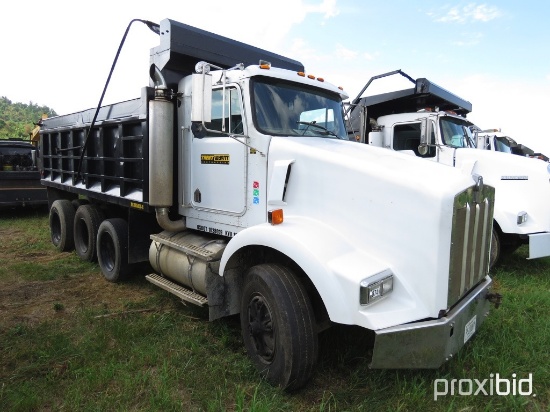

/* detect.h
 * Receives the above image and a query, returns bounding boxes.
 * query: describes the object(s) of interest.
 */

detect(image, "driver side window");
[205,88,243,136]
[393,122,436,158]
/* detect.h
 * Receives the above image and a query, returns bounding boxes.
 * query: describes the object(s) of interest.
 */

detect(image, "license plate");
[464,315,477,343]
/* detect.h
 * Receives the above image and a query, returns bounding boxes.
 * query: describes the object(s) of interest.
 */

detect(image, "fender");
[219,216,426,328]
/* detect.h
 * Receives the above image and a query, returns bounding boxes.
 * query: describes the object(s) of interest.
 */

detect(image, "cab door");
[189,86,247,215]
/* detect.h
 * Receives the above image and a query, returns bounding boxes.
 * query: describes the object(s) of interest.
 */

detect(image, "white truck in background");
[39,22,499,391]
[346,69,550,268]
[472,128,548,161]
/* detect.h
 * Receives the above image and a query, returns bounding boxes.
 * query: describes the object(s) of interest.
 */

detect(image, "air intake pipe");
[148,64,186,232]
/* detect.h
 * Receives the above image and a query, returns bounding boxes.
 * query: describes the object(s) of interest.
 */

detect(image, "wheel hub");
[247,294,275,363]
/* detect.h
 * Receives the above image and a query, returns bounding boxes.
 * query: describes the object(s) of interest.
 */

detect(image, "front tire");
[49,199,76,252]
[489,227,500,270]
[97,218,129,282]
[240,264,318,391]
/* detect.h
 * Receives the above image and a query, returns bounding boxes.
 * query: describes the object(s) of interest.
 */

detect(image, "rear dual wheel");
[74,204,104,262]
[49,199,76,252]
[97,218,130,282]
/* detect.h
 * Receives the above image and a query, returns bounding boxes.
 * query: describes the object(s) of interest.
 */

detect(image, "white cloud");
[363,52,378,61]
[441,73,550,155]
[452,32,484,46]
[434,3,502,24]
[0,0,341,115]
[468,3,502,22]
[305,0,340,18]
[335,45,359,60]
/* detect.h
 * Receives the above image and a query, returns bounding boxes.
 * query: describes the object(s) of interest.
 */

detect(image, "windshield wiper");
[296,121,340,138]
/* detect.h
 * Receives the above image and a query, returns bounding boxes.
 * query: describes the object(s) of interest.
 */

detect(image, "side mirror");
[191,73,212,123]
[418,118,433,155]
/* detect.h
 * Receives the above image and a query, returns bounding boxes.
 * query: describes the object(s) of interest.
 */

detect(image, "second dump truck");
[347,70,550,268]
[40,20,498,390]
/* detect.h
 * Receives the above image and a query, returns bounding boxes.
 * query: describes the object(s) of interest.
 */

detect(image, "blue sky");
[2,1,549,153]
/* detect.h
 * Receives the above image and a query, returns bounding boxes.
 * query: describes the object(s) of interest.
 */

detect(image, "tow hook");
[486,292,503,309]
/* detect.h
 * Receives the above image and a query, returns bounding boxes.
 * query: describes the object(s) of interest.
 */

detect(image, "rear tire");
[97,218,129,282]
[71,198,89,210]
[49,199,76,252]
[74,204,105,262]
[240,264,318,391]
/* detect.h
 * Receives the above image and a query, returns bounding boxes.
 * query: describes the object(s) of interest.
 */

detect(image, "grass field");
[1,207,549,411]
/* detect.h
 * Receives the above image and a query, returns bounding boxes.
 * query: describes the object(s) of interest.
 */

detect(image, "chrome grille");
[448,181,495,307]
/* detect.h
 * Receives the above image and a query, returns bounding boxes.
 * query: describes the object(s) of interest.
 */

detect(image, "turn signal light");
[268,209,284,225]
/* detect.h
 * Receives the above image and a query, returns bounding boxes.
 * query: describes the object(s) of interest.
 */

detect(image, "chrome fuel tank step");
[149,230,227,297]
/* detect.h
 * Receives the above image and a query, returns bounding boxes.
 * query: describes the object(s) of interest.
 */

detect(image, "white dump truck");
[347,70,550,268]
[472,128,548,161]
[39,22,498,391]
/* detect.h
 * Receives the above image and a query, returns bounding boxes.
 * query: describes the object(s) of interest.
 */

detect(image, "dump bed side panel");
[40,88,152,209]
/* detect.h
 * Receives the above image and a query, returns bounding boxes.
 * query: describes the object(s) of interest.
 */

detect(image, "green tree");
[0,97,57,140]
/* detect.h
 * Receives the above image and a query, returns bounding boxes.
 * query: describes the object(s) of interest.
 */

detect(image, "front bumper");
[528,232,550,259]
[370,276,492,369]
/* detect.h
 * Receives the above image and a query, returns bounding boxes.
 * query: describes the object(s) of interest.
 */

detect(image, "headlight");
[517,211,528,225]
[360,270,394,306]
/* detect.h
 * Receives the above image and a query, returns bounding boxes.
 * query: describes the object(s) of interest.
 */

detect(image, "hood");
[266,135,483,315]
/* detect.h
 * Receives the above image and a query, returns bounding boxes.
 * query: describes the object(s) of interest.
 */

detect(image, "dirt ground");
[0,273,156,329]
[0,206,175,333]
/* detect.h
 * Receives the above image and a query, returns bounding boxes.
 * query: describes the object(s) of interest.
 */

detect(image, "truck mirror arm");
[345,69,415,115]
[190,123,265,157]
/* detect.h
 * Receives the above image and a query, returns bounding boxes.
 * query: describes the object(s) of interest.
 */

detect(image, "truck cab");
[177,63,350,234]
[473,129,548,161]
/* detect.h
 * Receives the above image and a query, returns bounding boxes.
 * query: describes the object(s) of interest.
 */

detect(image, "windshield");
[440,116,475,148]
[251,76,347,139]
[494,136,516,153]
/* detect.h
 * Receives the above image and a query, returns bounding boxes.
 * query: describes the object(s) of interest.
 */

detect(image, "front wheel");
[240,264,318,391]
[489,227,500,270]
[97,218,129,282]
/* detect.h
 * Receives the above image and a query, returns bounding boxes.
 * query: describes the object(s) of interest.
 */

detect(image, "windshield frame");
[439,115,475,148]
[250,76,348,139]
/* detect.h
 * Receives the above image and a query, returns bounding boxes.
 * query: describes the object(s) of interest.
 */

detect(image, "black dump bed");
[356,77,472,119]
[348,72,472,133]
[152,19,304,90]
[40,90,150,208]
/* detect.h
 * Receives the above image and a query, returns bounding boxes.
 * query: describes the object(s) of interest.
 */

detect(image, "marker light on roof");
[259,60,271,69]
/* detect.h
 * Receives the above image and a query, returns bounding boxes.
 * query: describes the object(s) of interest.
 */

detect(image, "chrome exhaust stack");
[148,64,186,231]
